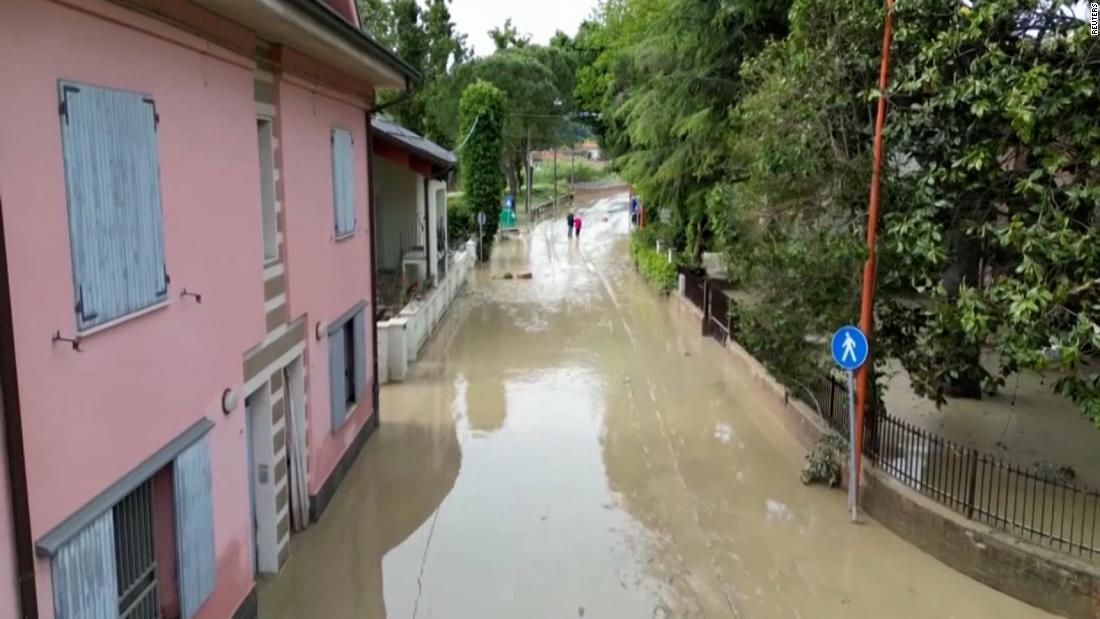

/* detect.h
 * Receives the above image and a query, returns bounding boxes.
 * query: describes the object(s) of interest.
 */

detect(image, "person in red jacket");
[573,214,583,238]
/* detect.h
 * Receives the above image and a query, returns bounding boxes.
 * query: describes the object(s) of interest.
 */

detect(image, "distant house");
[577,140,602,161]
[0,1,416,618]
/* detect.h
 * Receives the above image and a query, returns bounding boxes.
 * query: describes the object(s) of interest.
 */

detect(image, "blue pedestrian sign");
[504,194,514,210]
[831,325,868,371]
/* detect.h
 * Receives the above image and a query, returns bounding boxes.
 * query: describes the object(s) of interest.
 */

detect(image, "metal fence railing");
[705,282,731,345]
[681,280,1100,563]
[680,267,706,311]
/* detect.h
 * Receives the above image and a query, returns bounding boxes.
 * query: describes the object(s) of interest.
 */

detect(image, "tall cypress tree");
[459,80,507,258]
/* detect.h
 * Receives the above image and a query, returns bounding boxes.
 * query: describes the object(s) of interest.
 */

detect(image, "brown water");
[258,194,1051,618]
[882,356,1100,491]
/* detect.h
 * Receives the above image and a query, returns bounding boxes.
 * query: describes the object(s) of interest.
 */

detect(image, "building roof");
[194,0,419,90]
[371,116,457,169]
[292,0,420,83]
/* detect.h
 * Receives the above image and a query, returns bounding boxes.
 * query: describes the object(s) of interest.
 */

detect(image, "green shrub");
[630,237,677,293]
[447,194,474,244]
[800,434,848,487]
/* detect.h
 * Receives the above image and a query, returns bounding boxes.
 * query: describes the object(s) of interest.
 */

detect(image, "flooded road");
[259,194,1050,618]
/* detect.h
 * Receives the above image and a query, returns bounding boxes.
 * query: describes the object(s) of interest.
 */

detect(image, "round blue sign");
[831,325,869,371]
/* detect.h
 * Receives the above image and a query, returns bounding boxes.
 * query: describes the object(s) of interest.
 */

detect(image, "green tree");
[358,0,395,49]
[380,0,429,133]
[877,0,1100,421]
[364,0,469,145]
[459,80,507,258]
[612,0,789,262]
[440,46,573,200]
[489,18,531,51]
[711,0,882,383]
[425,0,466,75]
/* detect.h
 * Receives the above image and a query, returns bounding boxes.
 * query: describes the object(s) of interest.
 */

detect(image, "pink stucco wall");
[278,80,377,494]
[0,383,19,619]
[0,1,263,616]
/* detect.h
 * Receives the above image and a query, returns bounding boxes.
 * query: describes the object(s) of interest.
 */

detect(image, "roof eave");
[194,0,419,91]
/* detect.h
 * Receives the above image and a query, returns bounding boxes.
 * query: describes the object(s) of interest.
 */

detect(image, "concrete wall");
[279,79,376,496]
[0,382,18,619]
[669,293,1100,619]
[372,155,421,272]
[0,1,262,615]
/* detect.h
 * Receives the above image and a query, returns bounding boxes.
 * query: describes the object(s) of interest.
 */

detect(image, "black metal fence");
[682,281,1100,563]
[681,268,706,310]
[705,282,732,345]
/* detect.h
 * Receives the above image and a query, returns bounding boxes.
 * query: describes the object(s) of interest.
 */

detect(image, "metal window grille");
[113,480,160,619]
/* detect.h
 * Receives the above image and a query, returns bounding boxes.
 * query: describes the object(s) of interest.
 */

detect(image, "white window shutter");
[174,435,215,619]
[353,309,366,402]
[331,128,355,235]
[51,510,118,619]
[329,328,347,429]
[59,81,167,329]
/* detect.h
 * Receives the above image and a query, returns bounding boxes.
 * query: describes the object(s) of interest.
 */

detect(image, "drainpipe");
[365,120,381,418]
[368,76,414,116]
[0,196,39,618]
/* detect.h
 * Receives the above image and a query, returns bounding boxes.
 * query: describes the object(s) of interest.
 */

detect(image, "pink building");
[0,1,416,617]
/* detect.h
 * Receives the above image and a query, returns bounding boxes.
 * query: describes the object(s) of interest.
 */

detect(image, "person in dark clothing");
[566,211,575,237]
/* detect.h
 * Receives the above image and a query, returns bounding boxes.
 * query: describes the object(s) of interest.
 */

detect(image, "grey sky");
[448,0,600,56]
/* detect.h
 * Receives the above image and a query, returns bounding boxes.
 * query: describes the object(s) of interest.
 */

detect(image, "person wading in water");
[566,211,575,237]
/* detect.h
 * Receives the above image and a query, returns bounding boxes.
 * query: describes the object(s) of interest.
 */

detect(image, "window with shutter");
[331,128,355,236]
[329,305,367,431]
[58,81,168,330]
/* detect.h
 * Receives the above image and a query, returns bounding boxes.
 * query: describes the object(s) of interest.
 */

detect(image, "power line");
[451,114,480,152]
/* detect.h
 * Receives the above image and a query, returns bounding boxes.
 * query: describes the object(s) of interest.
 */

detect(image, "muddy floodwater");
[259,194,1050,618]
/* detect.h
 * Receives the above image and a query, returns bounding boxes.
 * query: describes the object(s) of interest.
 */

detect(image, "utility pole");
[853,0,896,514]
[525,127,532,215]
[552,145,558,209]
[571,145,576,191]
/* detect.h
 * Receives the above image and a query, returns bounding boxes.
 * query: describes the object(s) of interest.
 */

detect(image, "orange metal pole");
[854,0,895,501]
